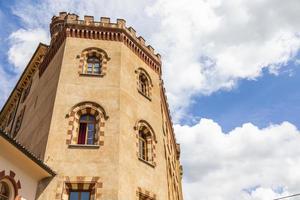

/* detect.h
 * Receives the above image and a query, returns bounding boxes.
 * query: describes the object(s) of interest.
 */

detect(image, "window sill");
[138,90,152,101]
[79,73,104,77]
[68,144,100,149]
[138,157,155,168]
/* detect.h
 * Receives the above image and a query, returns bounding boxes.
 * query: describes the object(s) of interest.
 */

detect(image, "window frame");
[138,132,148,161]
[78,47,110,77]
[135,68,153,101]
[134,120,157,168]
[66,101,109,148]
[85,55,101,75]
[68,190,91,200]
[78,114,96,145]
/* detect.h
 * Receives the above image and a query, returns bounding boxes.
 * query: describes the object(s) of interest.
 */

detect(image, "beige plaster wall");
[13,42,66,159]
[27,36,182,200]
[118,43,169,199]
[39,37,122,199]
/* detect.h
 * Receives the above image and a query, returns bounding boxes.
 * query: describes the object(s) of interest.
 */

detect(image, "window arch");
[78,47,110,76]
[0,170,21,200]
[66,102,109,147]
[135,68,153,100]
[134,120,157,167]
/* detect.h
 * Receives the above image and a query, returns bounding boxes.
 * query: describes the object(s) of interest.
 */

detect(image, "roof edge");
[0,130,56,176]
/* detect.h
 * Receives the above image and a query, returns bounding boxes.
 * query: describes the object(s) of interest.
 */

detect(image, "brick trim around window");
[136,187,157,200]
[135,68,153,100]
[55,176,103,200]
[66,101,109,146]
[0,170,22,198]
[78,47,110,76]
[134,120,157,167]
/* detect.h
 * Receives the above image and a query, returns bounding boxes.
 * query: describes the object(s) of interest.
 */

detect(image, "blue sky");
[1,1,300,200]
[187,57,300,132]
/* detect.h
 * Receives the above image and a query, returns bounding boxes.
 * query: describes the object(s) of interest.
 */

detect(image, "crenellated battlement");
[49,12,161,74]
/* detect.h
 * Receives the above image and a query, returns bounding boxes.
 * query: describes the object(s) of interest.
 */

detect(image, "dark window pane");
[80,115,87,121]
[87,63,93,68]
[87,123,94,144]
[87,123,94,130]
[87,130,94,145]
[0,182,9,200]
[69,192,79,200]
[87,115,95,121]
[81,192,90,200]
[78,123,87,144]
[94,63,100,68]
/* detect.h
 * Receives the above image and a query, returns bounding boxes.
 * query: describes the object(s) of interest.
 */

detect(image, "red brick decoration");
[78,47,110,76]
[66,101,109,146]
[135,68,153,100]
[0,170,22,198]
[136,187,157,200]
[134,120,157,167]
[55,176,103,200]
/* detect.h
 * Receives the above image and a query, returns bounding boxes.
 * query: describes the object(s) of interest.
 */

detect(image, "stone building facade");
[0,12,183,200]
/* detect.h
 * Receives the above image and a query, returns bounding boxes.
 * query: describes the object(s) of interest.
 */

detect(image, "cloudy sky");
[1,0,300,199]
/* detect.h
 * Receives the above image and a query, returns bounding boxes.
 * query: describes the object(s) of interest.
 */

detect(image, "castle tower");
[0,12,183,200]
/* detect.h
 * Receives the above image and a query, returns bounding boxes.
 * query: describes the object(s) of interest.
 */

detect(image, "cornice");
[47,12,162,75]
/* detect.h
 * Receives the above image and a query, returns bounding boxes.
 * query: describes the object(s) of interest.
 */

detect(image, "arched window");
[134,120,157,166]
[78,47,110,77]
[66,101,109,147]
[0,181,10,200]
[135,68,152,100]
[78,114,96,145]
[139,74,149,96]
[139,131,148,161]
[86,56,101,74]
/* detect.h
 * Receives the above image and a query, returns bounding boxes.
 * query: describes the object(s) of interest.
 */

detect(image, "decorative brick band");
[48,12,161,77]
[0,170,22,198]
[134,120,157,167]
[65,25,161,75]
[66,101,108,146]
[55,176,102,200]
[136,187,157,200]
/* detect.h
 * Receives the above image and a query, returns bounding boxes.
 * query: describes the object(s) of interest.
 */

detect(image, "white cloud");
[8,28,49,71]
[147,0,300,120]
[10,0,300,120]
[3,1,300,199]
[7,1,300,119]
[175,119,300,200]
